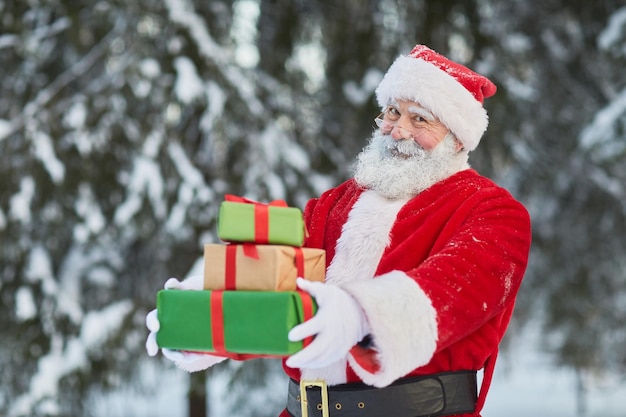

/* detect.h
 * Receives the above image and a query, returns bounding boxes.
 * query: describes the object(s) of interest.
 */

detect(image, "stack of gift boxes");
[156,195,325,358]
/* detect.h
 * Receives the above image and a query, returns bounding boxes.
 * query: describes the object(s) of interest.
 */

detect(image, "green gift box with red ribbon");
[217,195,306,247]
[156,289,317,356]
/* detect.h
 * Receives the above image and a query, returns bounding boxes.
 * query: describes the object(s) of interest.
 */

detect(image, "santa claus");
[146,45,532,417]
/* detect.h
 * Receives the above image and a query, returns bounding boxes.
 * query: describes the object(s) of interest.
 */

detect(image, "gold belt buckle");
[300,380,329,417]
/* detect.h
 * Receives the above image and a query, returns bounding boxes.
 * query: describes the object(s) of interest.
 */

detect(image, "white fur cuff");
[342,270,438,387]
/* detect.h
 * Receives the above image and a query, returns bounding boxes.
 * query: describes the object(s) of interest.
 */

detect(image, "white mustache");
[380,134,425,159]
[353,130,468,200]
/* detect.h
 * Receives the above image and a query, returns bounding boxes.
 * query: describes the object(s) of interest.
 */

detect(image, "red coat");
[280,169,531,417]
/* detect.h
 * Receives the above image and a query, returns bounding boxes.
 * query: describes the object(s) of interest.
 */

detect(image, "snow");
[0,118,13,141]
[165,182,195,235]
[86,266,116,287]
[56,247,90,324]
[165,142,215,235]
[15,286,38,321]
[9,177,36,224]
[32,130,66,184]
[231,0,260,68]
[258,122,311,171]
[598,6,626,52]
[0,33,19,49]
[164,0,226,65]
[114,138,166,225]
[587,167,623,200]
[201,80,227,130]
[139,58,161,78]
[167,142,207,188]
[501,72,538,101]
[283,142,310,171]
[308,172,336,197]
[483,324,626,417]
[163,0,264,116]
[287,39,327,93]
[132,79,153,99]
[74,183,106,243]
[207,361,286,417]
[343,68,384,106]
[91,362,188,417]
[263,172,287,200]
[579,87,626,155]
[486,364,626,417]
[0,208,6,230]
[10,301,134,417]
[502,32,533,54]
[63,101,88,129]
[174,56,204,104]
[24,245,57,292]
[80,300,134,348]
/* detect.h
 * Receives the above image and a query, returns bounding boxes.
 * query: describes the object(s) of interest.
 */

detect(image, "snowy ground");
[93,324,626,417]
[482,325,626,417]
[485,361,626,417]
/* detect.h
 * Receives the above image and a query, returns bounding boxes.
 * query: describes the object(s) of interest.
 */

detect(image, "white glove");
[286,278,369,369]
[161,347,227,373]
[145,308,161,357]
[163,275,203,290]
[145,275,227,372]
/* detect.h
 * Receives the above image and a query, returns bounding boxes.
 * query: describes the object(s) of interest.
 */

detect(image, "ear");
[454,138,465,153]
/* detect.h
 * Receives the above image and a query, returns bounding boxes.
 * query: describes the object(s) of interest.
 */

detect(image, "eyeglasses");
[374,113,424,142]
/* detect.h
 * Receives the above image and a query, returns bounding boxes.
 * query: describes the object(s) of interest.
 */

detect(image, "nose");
[390,126,404,141]
[390,125,413,141]
[389,114,416,141]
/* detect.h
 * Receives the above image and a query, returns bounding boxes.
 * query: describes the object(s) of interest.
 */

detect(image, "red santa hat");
[375,45,497,152]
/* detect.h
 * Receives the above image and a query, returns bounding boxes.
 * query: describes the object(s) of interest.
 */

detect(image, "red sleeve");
[415,188,531,348]
[344,179,531,388]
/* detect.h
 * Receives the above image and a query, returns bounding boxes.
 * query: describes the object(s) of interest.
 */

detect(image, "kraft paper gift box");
[155,289,317,356]
[217,195,306,247]
[204,243,325,291]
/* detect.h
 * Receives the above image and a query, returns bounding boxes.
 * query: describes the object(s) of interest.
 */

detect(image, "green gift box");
[217,198,305,247]
[156,289,317,356]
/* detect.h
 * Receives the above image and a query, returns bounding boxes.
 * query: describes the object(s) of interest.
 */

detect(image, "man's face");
[353,105,469,200]
[376,99,461,153]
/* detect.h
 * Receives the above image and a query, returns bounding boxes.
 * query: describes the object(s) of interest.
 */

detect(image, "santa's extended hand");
[286,278,369,369]
[145,276,227,372]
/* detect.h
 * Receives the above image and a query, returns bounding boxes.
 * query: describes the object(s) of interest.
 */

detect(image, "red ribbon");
[293,247,304,278]
[224,194,288,244]
[298,290,315,348]
[210,291,226,354]
[242,243,259,259]
[224,245,238,290]
[224,244,259,290]
[206,290,315,358]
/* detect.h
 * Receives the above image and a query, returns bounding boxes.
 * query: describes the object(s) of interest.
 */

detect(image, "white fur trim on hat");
[375,55,489,152]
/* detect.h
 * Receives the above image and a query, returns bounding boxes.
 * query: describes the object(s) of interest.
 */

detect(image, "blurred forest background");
[1,0,625,416]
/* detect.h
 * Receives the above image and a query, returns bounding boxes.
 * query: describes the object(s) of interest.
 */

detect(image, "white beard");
[353,131,470,200]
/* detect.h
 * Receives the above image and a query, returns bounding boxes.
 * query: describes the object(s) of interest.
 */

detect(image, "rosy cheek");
[414,134,439,151]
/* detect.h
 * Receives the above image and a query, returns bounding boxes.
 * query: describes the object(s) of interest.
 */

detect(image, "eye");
[385,107,400,120]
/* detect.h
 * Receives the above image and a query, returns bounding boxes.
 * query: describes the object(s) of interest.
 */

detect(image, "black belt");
[286,371,477,417]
